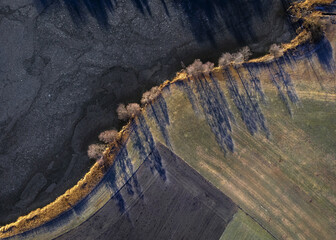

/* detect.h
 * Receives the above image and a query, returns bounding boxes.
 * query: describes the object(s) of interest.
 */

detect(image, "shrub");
[304,17,325,42]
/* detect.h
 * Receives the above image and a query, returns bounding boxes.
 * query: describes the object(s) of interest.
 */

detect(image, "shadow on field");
[36,0,276,44]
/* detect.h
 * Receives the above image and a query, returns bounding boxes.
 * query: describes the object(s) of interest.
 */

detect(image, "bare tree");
[269,44,284,58]
[202,61,215,74]
[87,144,106,159]
[126,103,141,117]
[117,104,129,121]
[141,86,160,105]
[117,103,141,120]
[186,59,214,76]
[99,129,118,143]
[239,46,252,61]
[232,52,245,66]
[186,59,203,76]
[218,53,233,67]
[219,46,252,67]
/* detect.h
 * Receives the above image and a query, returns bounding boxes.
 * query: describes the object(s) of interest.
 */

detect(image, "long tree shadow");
[265,63,295,116]
[130,0,151,16]
[131,115,167,181]
[171,0,271,45]
[37,0,116,27]
[289,37,335,72]
[146,95,171,148]
[225,68,269,136]
[36,0,151,27]
[36,0,281,44]
[189,74,235,153]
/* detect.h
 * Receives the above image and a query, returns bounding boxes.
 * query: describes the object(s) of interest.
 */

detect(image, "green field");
[220,210,275,240]
[143,59,336,240]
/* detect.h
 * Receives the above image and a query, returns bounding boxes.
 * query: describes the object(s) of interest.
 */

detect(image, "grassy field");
[220,210,275,240]
[2,6,335,239]
[56,143,237,240]
[144,48,336,239]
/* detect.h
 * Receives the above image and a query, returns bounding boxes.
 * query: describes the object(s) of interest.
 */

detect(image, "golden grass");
[297,0,335,10]
[252,0,332,63]
[1,0,334,238]
[0,129,128,238]
[0,163,105,237]
[163,67,336,239]
[0,101,159,238]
